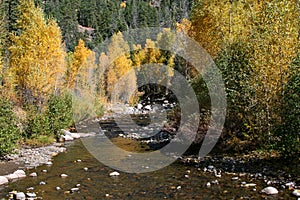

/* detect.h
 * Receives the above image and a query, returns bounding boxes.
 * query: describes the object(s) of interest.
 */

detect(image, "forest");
[0,0,299,161]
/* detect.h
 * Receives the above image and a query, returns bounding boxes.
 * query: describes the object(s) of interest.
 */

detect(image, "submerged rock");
[261,186,278,195]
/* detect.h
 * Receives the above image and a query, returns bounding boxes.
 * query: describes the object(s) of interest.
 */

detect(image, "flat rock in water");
[261,186,278,195]
[0,176,8,185]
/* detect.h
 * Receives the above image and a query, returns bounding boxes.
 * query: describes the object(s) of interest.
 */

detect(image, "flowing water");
[0,114,296,199]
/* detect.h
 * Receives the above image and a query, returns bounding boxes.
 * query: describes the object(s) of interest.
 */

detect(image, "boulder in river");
[0,176,8,185]
[261,186,278,195]
[13,170,26,178]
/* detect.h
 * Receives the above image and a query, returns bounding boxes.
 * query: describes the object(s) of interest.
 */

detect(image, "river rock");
[71,188,79,193]
[144,105,151,110]
[26,192,36,198]
[109,171,120,176]
[56,187,61,191]
[29,172,37,177]
[5,173,19,180]
[60,174,68,178]
[46,161,53,166]
[13,170,26,178]
[261,186,278,195]
[83,167,88,171]
[137,103,143,110]
[0,176,8,185]
[292,189,300,197]
[62,135,74,141]
[15,192,26,200]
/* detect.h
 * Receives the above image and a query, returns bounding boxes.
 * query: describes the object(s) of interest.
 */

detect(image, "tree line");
[0,0,299,159]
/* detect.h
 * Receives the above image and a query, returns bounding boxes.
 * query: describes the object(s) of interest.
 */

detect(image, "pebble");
[261,186,278,195]
[29,172,37,177]
[206,182,211,187]
[56,187,61,191]
[106,194,110,197]
[109,171,120,176]
[243,183,256,187]
[46,161,53,166]
[83,167,88,171]
[177,186,181,190]
[215,173,221,178]
[39,181,46,185]
[26,193,36,198]
[60,174,68,178]
[231,177,239,181]
[292,189,300,197]
[42,170,47,173]
[71,188,79,193]
[211,180,219,185]
[15,192,26,200]
[184,174,189,178]
[76,184,81,187]
[76,159,82,162]
[208,165,214,170]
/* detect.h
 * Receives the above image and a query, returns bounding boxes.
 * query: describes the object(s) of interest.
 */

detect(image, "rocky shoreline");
[0,130,96,186]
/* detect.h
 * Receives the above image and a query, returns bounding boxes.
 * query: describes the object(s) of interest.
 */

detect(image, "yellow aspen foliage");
[65,39,93,89]
[192,0,252,57]
[107,32,137,102]
[120,1,126,8]
[9,0,66,104]
[176,18,195,38]
[248,0,299,134]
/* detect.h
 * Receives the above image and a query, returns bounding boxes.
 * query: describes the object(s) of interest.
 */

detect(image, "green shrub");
[47,93,73,139]
[25,106,51,138]
[276,55,300,158]
[0,98,20,156]
[215,42,255,146]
